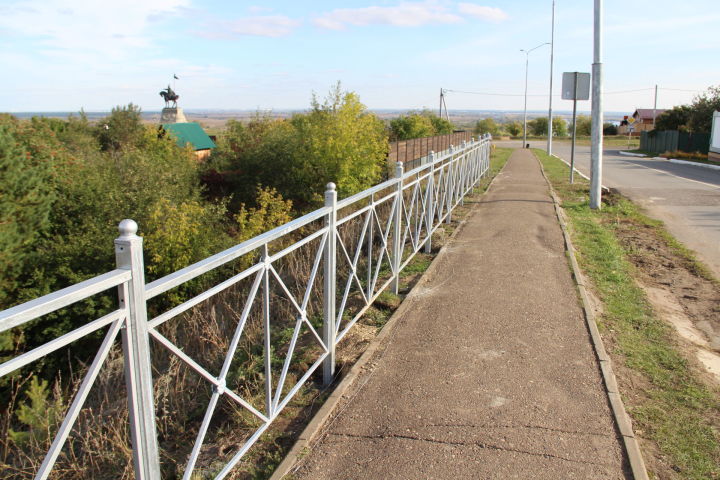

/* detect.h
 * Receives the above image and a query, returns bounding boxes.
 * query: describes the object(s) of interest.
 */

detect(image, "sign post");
[562,72,591,183]
[627,116,636,150]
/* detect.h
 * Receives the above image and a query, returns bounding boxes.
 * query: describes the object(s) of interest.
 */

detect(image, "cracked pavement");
[289,149,630,479]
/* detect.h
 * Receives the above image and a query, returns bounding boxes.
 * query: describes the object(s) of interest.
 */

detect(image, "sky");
[1,0,718,114]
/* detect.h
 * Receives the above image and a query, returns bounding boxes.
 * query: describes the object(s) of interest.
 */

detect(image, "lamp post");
[590,0,603,209]
[547,0,556,155]
[521,42,550,148]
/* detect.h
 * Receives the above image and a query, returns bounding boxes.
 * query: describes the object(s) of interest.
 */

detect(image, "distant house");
[618,108,667,136]
[160,122,216,161]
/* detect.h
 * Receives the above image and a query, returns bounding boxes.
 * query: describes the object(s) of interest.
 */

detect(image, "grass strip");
[534,148,720,480]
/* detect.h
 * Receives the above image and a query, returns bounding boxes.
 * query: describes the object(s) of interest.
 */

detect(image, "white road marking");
[619,159,720,190]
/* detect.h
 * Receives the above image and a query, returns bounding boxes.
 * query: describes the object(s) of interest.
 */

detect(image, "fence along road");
[0,136,491,479]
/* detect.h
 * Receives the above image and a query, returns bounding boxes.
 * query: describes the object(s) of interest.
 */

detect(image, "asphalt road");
[496,140,720,278]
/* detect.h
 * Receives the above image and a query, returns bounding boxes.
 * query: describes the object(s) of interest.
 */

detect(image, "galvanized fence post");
[323,183,337,386]
[446,145,454,224]
[114,220,161,480]
[424,151,435,254]
[472,138,479,186]
[478,138,483,180]
[485,134,491,176]
[392,162,404,294]
[460,141,467,205]
[477,137,483,183]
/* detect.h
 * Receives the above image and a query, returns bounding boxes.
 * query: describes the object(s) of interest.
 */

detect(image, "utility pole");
[438,89,449,122]
[590,0,603,209]
[439,88,444,119]
[547,0,556,155]
[653,84,658,128]
[523,53,530,148]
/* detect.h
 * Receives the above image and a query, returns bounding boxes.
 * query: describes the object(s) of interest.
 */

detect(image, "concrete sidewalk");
[286,149,630,479]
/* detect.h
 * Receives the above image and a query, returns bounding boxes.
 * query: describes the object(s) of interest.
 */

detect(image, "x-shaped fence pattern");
[0,135,491,479]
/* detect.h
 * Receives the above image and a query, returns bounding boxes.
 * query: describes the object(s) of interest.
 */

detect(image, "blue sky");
[1,0,718,113]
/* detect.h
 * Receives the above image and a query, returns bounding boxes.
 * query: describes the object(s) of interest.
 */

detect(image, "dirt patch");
[610,214,720,385]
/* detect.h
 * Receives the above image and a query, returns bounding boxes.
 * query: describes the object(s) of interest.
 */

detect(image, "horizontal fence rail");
[0,135,492,480]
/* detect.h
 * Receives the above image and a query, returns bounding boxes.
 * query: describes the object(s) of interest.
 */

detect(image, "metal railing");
[0,135,492,479]
[388,131,473,167]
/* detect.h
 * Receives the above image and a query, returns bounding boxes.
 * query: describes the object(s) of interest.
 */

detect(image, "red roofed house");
[618,108,667,136]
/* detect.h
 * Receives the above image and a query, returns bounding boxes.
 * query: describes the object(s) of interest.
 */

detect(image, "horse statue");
[159,85,179,108]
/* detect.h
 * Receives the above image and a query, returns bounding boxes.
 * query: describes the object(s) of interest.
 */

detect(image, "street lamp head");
[522,42,551,56]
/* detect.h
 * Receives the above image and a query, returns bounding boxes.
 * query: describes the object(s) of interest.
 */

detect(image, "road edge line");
[550,153,610,192]
[535,152,650,480]
[269,159,508,480]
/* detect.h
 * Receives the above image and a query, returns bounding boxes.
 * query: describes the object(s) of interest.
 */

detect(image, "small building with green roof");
[160,122,216,160]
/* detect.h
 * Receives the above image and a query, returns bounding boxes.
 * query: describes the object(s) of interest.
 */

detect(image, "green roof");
[161,122,216,150]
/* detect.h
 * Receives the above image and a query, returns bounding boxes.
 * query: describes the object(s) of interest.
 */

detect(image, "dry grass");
[1,150,509,480]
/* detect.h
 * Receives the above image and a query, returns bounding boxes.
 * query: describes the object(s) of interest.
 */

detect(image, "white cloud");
[0,0,190,58]
[457,4,508,22]
[314,1,463,30]
[200,15,301,38]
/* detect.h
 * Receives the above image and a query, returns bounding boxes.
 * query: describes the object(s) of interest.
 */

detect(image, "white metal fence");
[0,135,491,479]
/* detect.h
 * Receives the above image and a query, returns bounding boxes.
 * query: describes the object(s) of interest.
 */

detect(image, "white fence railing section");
[0,135,492,479]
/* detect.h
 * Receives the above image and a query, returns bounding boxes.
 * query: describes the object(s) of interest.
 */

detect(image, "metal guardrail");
[0,135,492,479]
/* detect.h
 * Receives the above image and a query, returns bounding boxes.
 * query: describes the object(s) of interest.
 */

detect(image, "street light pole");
[521,42,550,148]
[547,0,556,155]
[590,0,604,209]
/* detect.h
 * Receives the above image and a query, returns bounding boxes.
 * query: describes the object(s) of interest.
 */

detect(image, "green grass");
[504,136,640,148]
[482,147,512,191]
[534,148,720,480]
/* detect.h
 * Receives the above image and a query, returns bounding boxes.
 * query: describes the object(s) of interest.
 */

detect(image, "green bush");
[208,84,388,209]
[389,109,454,141]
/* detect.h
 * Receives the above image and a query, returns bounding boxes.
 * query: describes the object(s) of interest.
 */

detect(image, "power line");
[604,88,654,95]
[444,89,532,97]
[659,87,702,93]
[444,86,702,98]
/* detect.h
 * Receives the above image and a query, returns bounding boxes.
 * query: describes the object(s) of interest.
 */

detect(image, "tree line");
[654,85,720,133]
[473,115,619,138]
[0,84,409,382]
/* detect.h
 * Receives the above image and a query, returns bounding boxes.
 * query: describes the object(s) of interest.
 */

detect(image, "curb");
[535,153,649,480]
[667,158,720,171]
[270,164,507,480]
[621,152,720,171]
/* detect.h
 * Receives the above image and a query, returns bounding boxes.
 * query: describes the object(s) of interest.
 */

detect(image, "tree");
[528,117,568,137]
[505,121,522,137]
[0,120,55,307]
[552,117,568,137]
[209,84,388,209]
[97,103,145,150]
[389,110,454,141]
[474,118,501,136]
[655,105,691,131]
[688,86,720,133]
[572,115,592,136]
[389,114,434,141]
[603,123,618,135]
[292,85,388,202]
[425,111,454,135]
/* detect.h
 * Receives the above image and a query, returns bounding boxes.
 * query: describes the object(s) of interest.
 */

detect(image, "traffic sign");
[561,72,591,100]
